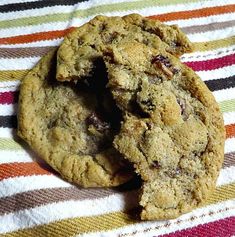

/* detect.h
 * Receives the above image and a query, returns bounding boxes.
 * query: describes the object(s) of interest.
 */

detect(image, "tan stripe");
[2,183,235,237]
[194,36,235,52]
[182,20,235,35]
[0,46,55,59]
[0,70,28,82]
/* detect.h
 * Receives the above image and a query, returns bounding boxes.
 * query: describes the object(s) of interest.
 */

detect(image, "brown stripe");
[0,46,55,59]
[0,178,140,215]
[182,19,235,34]
[224,152,235,168]
[0,186,115,215]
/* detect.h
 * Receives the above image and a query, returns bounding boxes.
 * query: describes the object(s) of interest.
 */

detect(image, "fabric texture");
[0,0,234,236]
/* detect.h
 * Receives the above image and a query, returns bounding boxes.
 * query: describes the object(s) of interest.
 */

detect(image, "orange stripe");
[0,27,75,45]
[226,123,235,139]
[148,4,235,22]
[0,162,52,180]
[0,5,234,45]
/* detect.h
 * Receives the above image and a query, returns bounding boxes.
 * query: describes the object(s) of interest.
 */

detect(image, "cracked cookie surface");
[17,50,132,188]
[56,13,193,82]
[112,44,225,220]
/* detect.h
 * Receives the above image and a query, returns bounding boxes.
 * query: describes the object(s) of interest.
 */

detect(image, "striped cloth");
[0,0,235,236]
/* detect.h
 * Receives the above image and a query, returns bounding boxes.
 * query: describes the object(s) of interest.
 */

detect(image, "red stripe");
[184,53,235,71]
[0,91,18,104]
[159,216,235,237]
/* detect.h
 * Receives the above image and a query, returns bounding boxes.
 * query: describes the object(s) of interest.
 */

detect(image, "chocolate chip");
[86,112,110,132]
[151,160,161,169]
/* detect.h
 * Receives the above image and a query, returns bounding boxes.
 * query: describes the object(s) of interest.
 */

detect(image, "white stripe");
[181,45,235,62]
[0,150,33,164]
[167,12,235,28]
[188,26,235,42]
[0,103,17,115]
[0,81,20,91]
[196,65,235,81]
[0,0,133,21]
[0,57,40,70]
[0,21,71,38]
[0,87,18,93]
[0,39,62,48]
[0,128,15,138]
[223,111,235,125]
[0,189,138,234]
[225,137,235,154]
[0,175,72,198]
[84,200,235,237]
[213,87,235,103]
[217,166,235,186]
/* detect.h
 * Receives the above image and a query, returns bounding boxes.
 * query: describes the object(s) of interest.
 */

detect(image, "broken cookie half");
[112,45,225,220]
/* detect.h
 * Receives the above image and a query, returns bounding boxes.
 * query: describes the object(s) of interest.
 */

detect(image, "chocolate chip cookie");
[56,14,193,82]
[112,44,225,220]
[18,50,132,188]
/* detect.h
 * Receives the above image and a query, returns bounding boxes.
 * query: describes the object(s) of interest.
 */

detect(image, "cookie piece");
[17,50,132,188]
[104,41,183,113]
[113,45,225,219]
[56,14,193,81]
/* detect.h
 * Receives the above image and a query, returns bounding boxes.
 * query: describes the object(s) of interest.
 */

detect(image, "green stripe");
[0,138,23,150]
[219,99,235,113]
[0,0,204,30]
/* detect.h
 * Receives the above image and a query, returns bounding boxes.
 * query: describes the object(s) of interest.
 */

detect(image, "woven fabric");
[0,0,235,236]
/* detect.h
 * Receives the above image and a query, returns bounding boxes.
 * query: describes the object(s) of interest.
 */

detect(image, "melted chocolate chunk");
[86,112,110,132]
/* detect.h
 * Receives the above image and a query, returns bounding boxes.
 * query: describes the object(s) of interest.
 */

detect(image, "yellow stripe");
[0,70,28,82]
[3,183,235,237]
[194,36,235,52]
[0,36,235,83]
